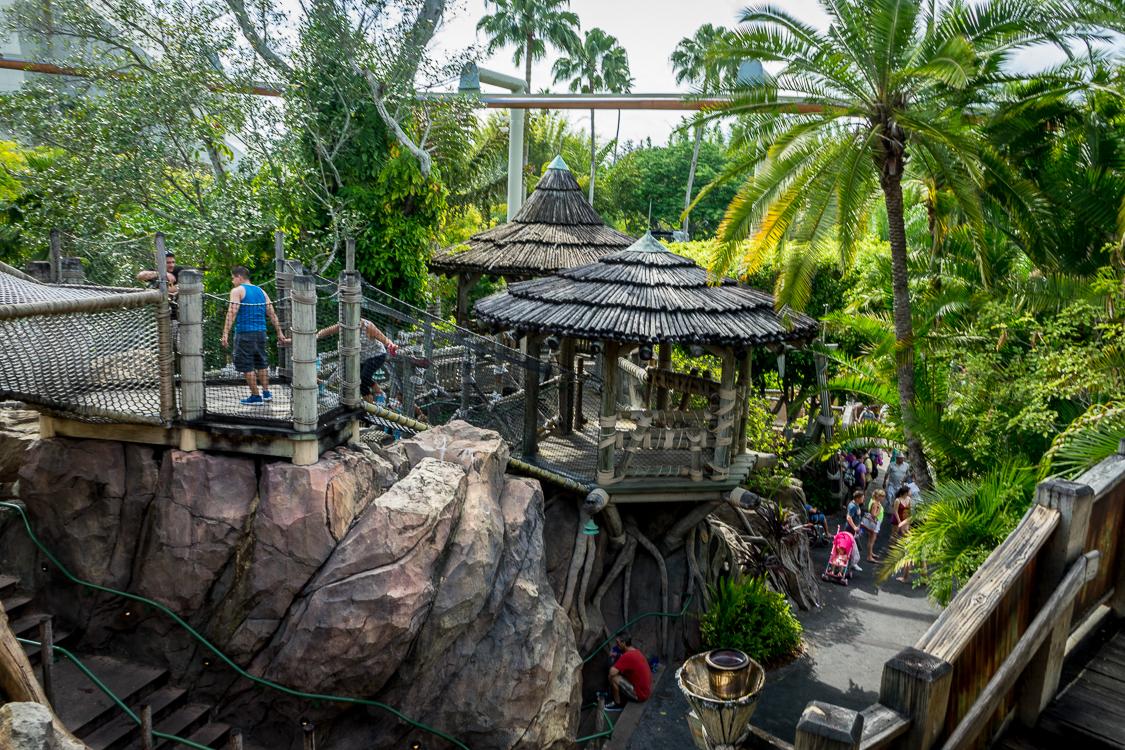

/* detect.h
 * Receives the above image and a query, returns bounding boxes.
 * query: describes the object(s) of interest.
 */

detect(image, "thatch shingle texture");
[429,166,635,277]
[473,233,820,347]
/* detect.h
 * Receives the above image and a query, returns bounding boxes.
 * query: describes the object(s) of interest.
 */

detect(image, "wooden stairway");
[2,575,244,750]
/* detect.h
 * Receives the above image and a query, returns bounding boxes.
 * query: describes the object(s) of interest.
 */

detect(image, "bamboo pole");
[0,289,164,320]
[560,337,575,434]
[291,276,318,434]
[736,355,751,455]
[38,616,54,709]
[656,342,671,412]
[178,270,205,421]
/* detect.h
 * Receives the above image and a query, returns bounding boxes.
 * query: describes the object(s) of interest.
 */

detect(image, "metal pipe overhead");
[419,91,823,113]
[465,65,528,222]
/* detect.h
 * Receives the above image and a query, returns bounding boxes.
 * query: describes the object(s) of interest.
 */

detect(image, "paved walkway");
[624,505,941,748]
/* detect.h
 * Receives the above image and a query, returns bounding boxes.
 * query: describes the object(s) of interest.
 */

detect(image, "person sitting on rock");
[605,632,651,711]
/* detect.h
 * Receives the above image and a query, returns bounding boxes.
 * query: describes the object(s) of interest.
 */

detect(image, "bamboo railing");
[794,440,1125,750]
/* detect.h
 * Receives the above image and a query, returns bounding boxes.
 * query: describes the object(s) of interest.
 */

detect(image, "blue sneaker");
[261,391,273,402]
[241,395,263,405]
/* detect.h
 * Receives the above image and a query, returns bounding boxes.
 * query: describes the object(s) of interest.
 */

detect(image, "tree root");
[626,521,669,655]
[561,510,589,612]
[685,526,710,607]
[623,544,635,624]
[576,535,597,634]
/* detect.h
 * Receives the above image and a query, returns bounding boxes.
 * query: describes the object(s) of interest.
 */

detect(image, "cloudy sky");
[425,0,1075,147]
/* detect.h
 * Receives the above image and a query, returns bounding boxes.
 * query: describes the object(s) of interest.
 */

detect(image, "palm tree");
[477,0,581,193]
[552,28,631,204]
[671,24,739,237]
[698,0,1101,490]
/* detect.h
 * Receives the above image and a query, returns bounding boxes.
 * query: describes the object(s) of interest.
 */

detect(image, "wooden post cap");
[883,647,953,682]
[1035,478,1095,504]
[797,701,864,746]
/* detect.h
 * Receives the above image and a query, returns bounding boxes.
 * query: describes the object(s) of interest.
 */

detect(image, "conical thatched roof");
[473,231,820,347]
[429,156,635,277]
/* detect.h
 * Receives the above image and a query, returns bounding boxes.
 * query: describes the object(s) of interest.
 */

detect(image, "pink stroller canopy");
[833,532,855,554]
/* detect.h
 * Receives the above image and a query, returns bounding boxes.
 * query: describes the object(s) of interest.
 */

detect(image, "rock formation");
[6,421,580,750]
[0,703,86,750]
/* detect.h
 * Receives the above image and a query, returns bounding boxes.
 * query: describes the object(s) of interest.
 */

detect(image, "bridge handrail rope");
[14,637,212,750]
[0,501,472,750]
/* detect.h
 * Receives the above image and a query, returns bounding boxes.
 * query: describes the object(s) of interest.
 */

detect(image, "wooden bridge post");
[291,275,319,464]
[597,342,621,484]
[879,646,952,750]
[1018,478,1095,727]
[177,270,205,422]
[338,268,362,439]
[37,616,54,709]
[794,701,863,750]
[153,233,177,422]
[274,231,293,377]
[1109,438,1125,618]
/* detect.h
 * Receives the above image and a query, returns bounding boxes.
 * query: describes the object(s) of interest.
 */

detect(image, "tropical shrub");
[699,575,802,666]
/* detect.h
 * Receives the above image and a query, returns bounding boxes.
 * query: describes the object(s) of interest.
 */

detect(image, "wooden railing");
[794,440,1125,750]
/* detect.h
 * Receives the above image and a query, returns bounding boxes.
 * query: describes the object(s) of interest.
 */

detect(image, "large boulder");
[132,451,257,614]
[19,438,126,587]
[0,408,39,494]
[0,703,85,750]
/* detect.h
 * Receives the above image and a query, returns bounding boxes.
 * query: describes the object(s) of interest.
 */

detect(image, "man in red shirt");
[606,632,651,711]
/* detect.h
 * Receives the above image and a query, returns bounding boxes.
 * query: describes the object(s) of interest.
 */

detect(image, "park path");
[624,504,941,748]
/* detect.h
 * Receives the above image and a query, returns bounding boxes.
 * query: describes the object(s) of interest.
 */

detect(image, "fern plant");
[698,575,802,667]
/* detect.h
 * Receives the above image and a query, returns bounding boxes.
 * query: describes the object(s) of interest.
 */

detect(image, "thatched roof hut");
[473,230,819,346]
[430,155,634,325]
[472,231,820,496]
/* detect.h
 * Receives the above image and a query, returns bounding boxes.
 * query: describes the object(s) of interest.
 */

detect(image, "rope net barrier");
[0,273,167,423]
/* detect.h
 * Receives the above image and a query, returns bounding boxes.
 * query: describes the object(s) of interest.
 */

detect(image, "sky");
[424,0,1078,148]
[424,0,829,147]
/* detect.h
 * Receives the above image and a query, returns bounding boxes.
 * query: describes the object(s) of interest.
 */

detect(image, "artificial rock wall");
[0,421,581,750]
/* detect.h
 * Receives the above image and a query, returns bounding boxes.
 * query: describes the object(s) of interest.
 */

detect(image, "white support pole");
[507,109,525,220]
[178,270,205,421]
[291,276,318,437]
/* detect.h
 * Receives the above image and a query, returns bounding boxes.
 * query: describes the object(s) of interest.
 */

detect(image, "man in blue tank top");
[221,267,289,405]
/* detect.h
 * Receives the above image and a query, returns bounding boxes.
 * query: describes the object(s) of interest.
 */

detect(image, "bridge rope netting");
[0,272,172,424]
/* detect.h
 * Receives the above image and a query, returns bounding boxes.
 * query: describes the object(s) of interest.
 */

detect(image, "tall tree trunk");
[682,123,703,236]
[882,170,934,491]
[588,107,596,204]
[614,110,621,162]
[523,34,533,198]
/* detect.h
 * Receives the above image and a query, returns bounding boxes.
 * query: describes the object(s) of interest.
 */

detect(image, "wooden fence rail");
[794,440,1125,750]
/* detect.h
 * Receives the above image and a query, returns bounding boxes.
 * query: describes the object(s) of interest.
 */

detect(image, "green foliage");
[881,462,1037,606]
[699,575,802,666]
[602,138,736,237]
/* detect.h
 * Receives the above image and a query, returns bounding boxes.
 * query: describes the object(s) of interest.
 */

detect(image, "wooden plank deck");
[1004,616,1125,750]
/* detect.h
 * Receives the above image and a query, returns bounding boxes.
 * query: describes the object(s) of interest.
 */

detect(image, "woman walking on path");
[889,485,912,546]
[861,489,885,563]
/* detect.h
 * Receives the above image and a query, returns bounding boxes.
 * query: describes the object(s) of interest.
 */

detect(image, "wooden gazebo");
[474,231,820,501]
[430,155,635,326]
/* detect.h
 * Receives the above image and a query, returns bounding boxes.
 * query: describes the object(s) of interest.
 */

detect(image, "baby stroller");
[822,527,856,585]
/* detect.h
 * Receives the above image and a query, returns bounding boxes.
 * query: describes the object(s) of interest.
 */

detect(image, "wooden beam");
[713,348,736,477]
[455,272,484,328]
[655,342,671,412]
[944,551,1100,750]
[291,275,318,435]
[559,337,576,434]
[178,270,205,421]
[736,354,751,455]
[49,228,61,284]
[522,335,543,457]
[1017,478,1095,727]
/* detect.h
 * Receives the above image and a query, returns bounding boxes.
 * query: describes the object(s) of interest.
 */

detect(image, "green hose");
[575,701,616,744]
[583,592,695,664]
[16,639,211,750]
[0,501,471,750]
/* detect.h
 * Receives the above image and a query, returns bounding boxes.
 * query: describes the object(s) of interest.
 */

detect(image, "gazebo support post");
[455,272,484,328]
[597,342,621,485]
[559,337,576,434]
[714,348,736,478]
[655,342,671,411]
[522,334,544,456]
[736,355,751,455]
